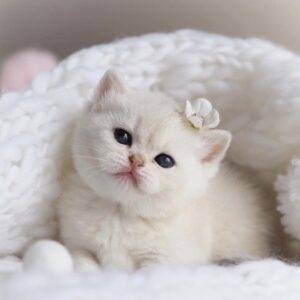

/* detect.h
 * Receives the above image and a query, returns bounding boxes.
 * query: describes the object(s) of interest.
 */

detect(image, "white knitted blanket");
[1,258,300,300]
[1,30,300,299]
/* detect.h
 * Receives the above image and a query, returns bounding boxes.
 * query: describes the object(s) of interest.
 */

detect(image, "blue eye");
[154,153,175,168]
[114,128,132,146]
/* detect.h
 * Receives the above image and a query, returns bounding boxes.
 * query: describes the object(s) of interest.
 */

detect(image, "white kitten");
[58,70,275,271]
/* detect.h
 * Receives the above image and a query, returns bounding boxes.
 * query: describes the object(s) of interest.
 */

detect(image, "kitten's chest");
[93,207,167,268]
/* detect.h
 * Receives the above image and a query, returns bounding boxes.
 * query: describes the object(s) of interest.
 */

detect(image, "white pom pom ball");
[23,240,73,273]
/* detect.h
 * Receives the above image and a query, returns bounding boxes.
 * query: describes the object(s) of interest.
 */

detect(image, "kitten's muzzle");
[113,154,144,187]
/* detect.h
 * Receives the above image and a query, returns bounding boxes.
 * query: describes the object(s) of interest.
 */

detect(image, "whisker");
[73,154,104,162]
[72,143,102,153]
[82,164,107,174]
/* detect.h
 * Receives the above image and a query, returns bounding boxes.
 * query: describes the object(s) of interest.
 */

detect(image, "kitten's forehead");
[101,89,176,114]
[127,91,182,131]
[100,89,190,147]
[124,91,189,147]
[128,90,179,116]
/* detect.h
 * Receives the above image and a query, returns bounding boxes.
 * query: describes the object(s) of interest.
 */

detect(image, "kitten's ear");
[97,69,126,97]
[90,70,126,112]
[200,130,232,164]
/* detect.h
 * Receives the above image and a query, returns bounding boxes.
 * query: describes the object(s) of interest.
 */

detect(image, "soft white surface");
[1,258,300,300]
[2,29,300,298]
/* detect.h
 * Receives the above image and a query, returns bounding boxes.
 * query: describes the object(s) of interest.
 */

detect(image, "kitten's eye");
[114,128,132,146]
[154,153,175,168]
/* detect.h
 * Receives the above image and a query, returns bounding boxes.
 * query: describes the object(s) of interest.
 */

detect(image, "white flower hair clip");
[185,98,220,130]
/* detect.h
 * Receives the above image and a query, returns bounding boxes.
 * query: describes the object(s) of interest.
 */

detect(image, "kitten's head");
[73,70,231,217]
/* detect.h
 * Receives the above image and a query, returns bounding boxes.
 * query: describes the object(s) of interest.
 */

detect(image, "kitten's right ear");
[90,70,126,112]
[97,69,126,97]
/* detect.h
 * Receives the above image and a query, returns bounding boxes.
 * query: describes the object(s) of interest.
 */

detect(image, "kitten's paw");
[71,250,100,272]
[23,240,73,273]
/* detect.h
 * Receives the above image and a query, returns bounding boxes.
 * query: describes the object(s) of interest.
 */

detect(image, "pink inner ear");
[202,142,224,163]
[97,70,125,97]
[90,70,126,113]
[200,130,231,163]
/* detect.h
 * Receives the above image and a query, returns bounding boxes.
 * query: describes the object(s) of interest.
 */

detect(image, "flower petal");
[185,100,193,118]
[204,109,220,128]
[184,98,219,130]
[196,98,212,116]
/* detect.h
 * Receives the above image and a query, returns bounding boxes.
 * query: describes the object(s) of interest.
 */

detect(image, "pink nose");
[129,154,144,168]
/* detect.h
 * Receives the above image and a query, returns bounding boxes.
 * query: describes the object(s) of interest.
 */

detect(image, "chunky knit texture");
[1,29,300,298]
[1,257,300,300]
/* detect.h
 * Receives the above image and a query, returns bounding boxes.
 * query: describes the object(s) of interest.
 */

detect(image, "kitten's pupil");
[155,153,175,168]
[114,128,132,146]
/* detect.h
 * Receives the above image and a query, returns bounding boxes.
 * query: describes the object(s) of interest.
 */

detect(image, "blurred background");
[0,0,299,61]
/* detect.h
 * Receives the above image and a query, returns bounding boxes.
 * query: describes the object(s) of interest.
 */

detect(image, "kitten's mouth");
[114,169,138,186]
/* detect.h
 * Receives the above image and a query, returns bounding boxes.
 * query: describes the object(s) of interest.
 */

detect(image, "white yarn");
[2,28,300,299]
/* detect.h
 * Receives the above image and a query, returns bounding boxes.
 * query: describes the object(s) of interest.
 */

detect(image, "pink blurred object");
[0,49,58,92]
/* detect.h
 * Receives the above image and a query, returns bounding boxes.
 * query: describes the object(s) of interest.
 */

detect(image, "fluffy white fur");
[57,71,274,271]
[277,159,300,255]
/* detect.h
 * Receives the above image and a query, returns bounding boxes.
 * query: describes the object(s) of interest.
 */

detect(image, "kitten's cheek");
[139,176,160,194]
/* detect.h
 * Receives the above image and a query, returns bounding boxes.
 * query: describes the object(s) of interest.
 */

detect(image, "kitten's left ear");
[200,130,232,164]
